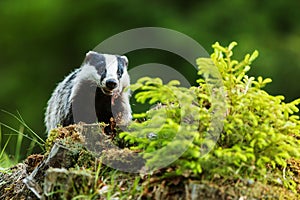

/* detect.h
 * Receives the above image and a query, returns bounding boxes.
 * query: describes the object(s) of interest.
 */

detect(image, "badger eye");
[117,72,122,79]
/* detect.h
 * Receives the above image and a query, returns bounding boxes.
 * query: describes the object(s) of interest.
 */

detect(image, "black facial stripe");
[101,68,107,82]
[117,56,125,79]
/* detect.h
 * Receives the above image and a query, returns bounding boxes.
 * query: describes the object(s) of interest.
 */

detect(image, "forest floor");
[0,124,299,200]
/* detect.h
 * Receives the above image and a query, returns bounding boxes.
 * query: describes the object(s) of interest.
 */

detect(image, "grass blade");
[1,110,45,144]
[0,135,11,160]
[0,122,43,147]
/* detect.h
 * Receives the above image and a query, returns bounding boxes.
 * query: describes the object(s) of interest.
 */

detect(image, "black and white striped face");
[83,51,129,95]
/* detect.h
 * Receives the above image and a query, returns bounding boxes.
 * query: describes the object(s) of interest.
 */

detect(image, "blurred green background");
[0,0,299,158]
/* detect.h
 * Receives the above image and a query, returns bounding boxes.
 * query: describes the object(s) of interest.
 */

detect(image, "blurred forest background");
[0,0,300,158]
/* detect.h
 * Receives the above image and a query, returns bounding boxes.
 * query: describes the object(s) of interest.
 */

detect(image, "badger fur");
[45,51,132,134]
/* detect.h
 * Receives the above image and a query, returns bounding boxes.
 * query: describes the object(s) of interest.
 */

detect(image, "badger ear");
[120,55,128,67]
[86,51,100,57]
[83,51,105,67]
[84,51,98,63]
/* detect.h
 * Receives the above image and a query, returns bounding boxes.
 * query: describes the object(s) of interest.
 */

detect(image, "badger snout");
[100,78,119,95]
[105,79,118,90]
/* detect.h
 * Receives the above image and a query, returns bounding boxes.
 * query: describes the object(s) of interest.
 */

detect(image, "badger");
[44,51,132,134]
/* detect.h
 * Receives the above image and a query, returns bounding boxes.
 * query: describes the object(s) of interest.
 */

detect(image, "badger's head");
[82,51,129,96]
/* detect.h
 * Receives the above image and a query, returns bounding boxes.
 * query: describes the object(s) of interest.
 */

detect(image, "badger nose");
[105,79,118,90]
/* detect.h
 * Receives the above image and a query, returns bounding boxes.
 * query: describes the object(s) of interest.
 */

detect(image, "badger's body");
[45,51,132,134]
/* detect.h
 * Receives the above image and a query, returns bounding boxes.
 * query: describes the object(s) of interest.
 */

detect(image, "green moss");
[44,168,96,199]
[45,125,83,152]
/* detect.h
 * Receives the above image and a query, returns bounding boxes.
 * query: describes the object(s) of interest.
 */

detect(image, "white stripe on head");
[104,54,118,80]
